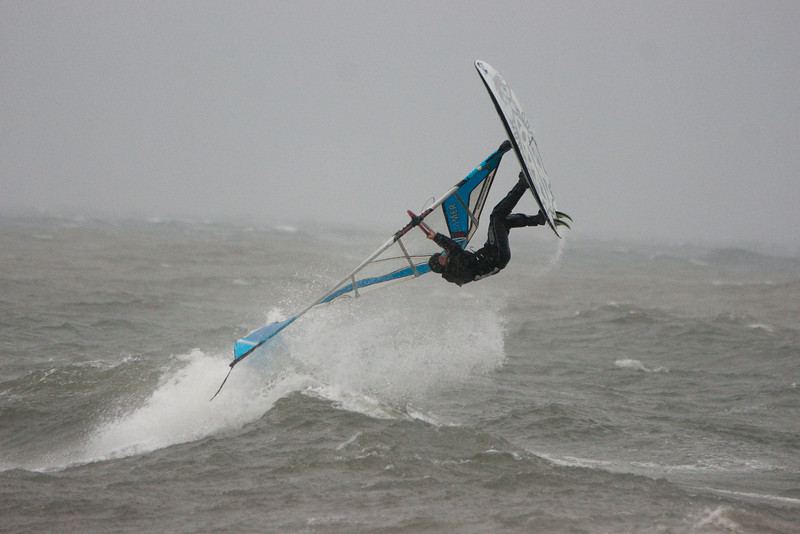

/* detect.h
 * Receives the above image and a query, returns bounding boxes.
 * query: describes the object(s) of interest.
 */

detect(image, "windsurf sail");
[211,141,512,399]
[440,151,499,249]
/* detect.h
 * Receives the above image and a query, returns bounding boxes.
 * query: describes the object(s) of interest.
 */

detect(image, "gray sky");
[2,1,799,247]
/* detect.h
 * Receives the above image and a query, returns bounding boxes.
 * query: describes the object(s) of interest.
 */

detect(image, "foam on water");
[81,351,284,461]
[614,358,669,373]
[31,350,312,470]
[692,506,742,532]
[282,287,506,406]
[747,322,775,333]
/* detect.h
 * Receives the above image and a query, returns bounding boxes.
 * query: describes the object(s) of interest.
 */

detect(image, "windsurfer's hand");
[419,221,436,239]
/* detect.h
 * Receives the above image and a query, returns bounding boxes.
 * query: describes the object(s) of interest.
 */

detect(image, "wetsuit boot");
[505,212,547,228]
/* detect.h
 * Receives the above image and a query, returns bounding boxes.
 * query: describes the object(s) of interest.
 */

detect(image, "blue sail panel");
[321,262,431,304]
[234,317,296,361]
[441,143,507,248]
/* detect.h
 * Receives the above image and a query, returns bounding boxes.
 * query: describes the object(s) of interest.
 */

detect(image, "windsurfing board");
[475,60,560,237]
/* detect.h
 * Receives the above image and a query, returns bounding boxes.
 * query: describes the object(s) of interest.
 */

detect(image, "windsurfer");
[421,173,553,286]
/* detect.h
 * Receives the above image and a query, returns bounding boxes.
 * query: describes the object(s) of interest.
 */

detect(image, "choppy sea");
[1,215,798,533]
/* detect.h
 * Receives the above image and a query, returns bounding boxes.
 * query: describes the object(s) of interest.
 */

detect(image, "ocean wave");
[511,403,623,441]
[692,506,742,532]
[614,359,669,373]
[0,354,145,394]
[747,323,775,334]
[533,450,785,482]
[573,301,671,324]
[711,312,774,330]
[711,279,776,288]
[304,384,450,426]
[4,285,506,471]
[0,350,295,472]
[694,488,800,507]
[81,350,310,462]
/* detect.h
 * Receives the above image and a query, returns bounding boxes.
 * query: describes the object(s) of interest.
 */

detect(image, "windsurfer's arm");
[411,212,462,255]
[433,232,463,256]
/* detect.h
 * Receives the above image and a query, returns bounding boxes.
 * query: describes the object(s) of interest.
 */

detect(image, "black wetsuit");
[431,177,545,286]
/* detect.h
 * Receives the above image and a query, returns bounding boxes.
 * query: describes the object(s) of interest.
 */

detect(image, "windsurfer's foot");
[523,211,546,227]
[505,212,544,228]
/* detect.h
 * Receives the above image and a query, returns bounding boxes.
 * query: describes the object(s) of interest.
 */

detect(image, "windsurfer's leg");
[490,175,528,220]
[483,175,527,269]
[486,217,511,269]
[486,210,516,270]
[505,213,528,229]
